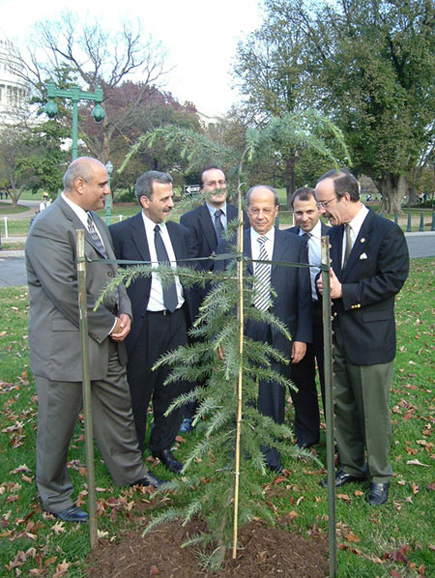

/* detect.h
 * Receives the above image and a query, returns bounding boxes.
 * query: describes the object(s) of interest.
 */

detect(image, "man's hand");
[110,314,131,342]
[316,267,343,299]
[291,341,307,364]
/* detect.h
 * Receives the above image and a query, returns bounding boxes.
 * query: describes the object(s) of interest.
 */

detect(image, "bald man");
[26,157,164,523]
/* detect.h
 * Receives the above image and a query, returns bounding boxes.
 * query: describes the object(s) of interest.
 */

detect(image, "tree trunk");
[377,173,407,214]
[284,150,296,210]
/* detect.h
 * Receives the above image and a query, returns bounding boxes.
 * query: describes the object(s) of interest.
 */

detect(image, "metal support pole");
[76,229,98,548]
[431,212,435,232]
[72,99,79,160]
[394,212,398,225]
[321,236,337,578]
[406,213,412,232]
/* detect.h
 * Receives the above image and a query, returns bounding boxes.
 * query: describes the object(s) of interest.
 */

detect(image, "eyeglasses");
[316,197,337,209]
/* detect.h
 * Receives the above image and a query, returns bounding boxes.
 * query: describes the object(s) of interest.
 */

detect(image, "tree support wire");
[76,229,98,548]
[321,235,337,577]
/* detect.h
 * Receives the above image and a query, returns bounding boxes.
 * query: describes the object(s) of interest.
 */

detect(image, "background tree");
[236,0,434,212]
[0,119,68,205]
[21,11,169,164]
[233,0,351,207]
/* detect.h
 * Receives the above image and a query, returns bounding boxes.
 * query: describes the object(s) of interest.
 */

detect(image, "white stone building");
[0,31,29,123]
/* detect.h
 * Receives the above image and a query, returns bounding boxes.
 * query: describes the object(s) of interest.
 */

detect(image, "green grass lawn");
[0,255,434,576]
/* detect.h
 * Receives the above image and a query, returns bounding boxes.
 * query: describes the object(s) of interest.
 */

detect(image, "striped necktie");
[87,213,107,257]
[253,235,271,311]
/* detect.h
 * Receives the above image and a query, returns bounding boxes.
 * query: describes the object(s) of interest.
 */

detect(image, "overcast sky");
[0,0,263,118]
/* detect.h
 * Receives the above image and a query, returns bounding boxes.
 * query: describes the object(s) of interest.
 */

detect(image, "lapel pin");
[360,238,366,243]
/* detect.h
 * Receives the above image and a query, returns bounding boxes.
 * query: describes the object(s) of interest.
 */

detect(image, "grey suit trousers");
[333,325,394,483]
[36,340,148,513]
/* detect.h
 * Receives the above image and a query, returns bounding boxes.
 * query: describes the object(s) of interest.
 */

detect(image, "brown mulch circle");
[85,518,329,577]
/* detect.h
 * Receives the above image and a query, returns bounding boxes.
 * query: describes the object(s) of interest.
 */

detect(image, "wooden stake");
[76,229,98,548]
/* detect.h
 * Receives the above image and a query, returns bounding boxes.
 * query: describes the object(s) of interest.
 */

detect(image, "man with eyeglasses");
[315,169,409,506]
[179,165,248,432]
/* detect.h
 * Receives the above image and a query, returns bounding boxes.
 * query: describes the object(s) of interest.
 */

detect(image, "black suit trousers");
[127,306,188,455]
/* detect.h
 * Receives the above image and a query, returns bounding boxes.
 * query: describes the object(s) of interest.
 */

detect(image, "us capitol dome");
[0,30,30,123]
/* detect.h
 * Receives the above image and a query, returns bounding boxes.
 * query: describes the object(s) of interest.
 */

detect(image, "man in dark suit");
[315,169,409,506]
[179,165,248,431]
[110,171,191,474]
[26,157,164,524]
[217,185,312,472]
[286,187,330,447]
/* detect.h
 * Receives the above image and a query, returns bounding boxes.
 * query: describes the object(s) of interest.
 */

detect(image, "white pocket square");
[359,252,368,260]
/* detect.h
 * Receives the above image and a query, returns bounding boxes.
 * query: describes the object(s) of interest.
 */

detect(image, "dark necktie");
[154,225,178,313]
[302,231,312,245]
[253,235,271,311]
[87,212,107,257]
[343,224,352,268]
[214,209,224,240]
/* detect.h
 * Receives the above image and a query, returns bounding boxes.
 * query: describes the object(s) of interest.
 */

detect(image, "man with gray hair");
[110,171,192,475]
[26,157,165,524]
[315,169,409,506]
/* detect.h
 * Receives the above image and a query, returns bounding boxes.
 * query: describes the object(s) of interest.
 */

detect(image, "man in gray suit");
[26,157,164,524]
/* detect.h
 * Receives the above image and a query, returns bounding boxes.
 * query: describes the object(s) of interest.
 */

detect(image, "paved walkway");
[1,232,434,288]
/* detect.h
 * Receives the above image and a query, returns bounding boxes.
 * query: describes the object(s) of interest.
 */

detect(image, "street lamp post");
[44,83,105,160]
[105,161,113,226]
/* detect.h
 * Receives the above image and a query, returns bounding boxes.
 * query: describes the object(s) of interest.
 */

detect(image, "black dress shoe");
[320,468,367,488]
[153,448,183,474]
[366,482,389,506]
[131,472,167,489]
[53,506,88,523]
[267,464,283,474]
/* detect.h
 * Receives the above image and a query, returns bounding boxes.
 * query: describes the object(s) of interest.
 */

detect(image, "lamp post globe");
[44,100,58,119]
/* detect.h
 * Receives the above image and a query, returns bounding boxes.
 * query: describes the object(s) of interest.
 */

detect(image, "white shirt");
[250,226,275,268]
[342,204,369,267]
[62,193,105,246]
[141,212,184,311]
[299,219,322,301]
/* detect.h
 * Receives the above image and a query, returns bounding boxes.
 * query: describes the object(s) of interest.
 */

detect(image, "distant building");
[0,31,30,124]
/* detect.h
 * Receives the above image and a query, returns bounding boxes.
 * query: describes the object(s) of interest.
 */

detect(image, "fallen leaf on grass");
[384,545,410,565]
[51,521,66,535]
[149,565,161,576]
[10,464,31,475]
[337,493,351,502]
[406,459,430,467]
[97,529,109,538]
[52,559,70,577]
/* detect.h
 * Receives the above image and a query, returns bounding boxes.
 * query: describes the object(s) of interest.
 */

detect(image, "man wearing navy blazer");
[216,185,312,472]
[26,158,164,523]
[315,169,409,506]
[286,187,330,448]
[110,171,192,474]
[179,165,248,431]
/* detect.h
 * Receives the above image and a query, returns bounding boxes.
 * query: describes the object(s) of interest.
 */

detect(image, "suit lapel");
[130,213,151,262]
[341,210,374,279]
[244,229,253,274]
[199,205,218,250]
[271,228,286,275]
